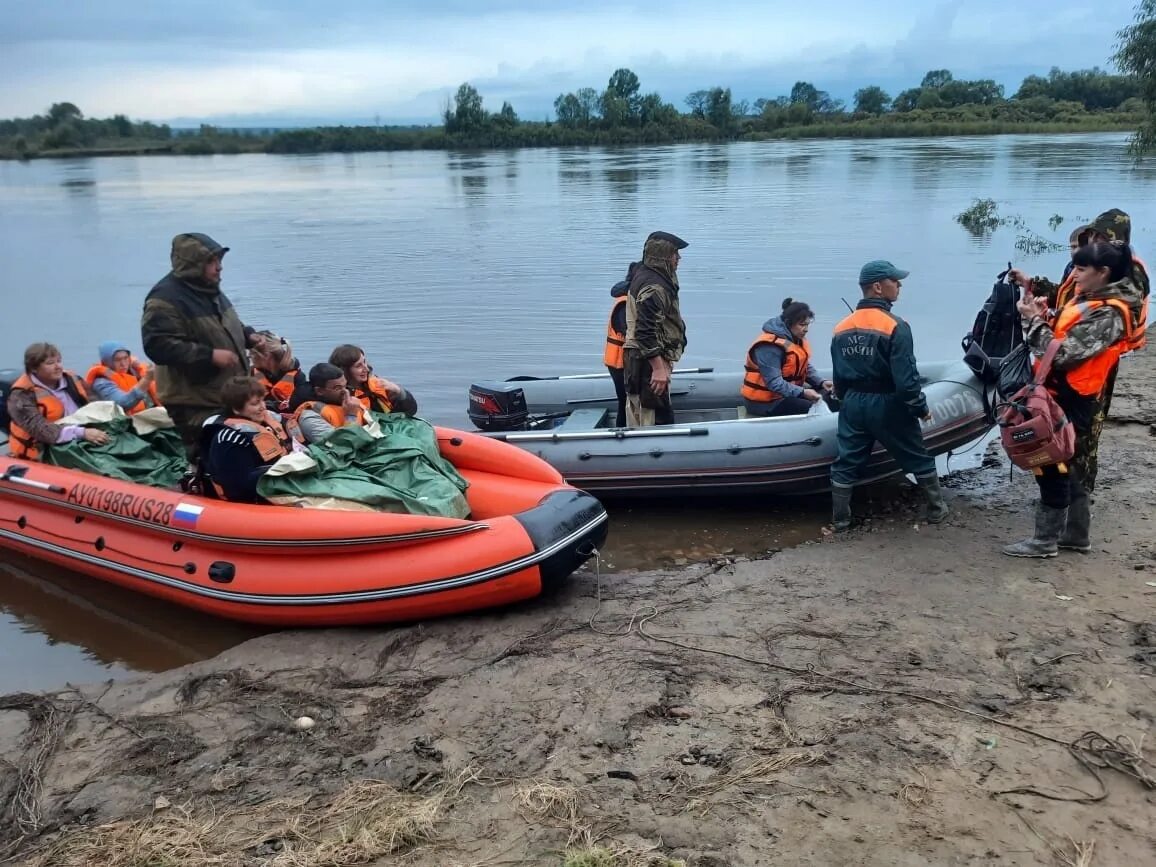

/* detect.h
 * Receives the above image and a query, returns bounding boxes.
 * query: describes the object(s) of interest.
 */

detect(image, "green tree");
[892,87,922,112]
[600,90,631,127]
[705,87,735,132]
[639,92,678,126]
[789,81,838,113]
[553,92,583,127]
[1115,0,1156,152]
[576,87,601,124]
[853,85,891,115]
[920,69,953,89]
[607,67,642,120]
[685,89,710,118]
[495,101,519,127]
[48,102,83,125]
[446,83,487,133]
[110,113,133,137]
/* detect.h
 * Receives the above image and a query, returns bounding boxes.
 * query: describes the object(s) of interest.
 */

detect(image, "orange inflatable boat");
[0,427,608,627]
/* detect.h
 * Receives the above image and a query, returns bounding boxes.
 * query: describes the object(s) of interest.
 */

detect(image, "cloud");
[0,0,1136,123]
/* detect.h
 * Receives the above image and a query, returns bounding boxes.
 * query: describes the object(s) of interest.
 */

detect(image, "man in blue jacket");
[828,260,948,531]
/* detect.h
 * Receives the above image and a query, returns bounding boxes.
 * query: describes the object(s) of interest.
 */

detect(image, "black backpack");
[962,263,1024,385]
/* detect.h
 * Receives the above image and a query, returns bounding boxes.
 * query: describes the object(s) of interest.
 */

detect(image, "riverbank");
[1,352,1154,865]
[0,117,1140,161]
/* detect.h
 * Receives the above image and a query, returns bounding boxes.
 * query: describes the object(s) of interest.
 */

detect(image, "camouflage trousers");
[1079,364,1117,496]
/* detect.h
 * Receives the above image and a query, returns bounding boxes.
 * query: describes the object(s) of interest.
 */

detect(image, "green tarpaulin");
[42,415,188,488]
[258,416,471,518]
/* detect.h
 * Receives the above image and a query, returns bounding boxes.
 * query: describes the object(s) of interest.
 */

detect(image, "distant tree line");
[0,101,270,158]
[0,63,1146,160]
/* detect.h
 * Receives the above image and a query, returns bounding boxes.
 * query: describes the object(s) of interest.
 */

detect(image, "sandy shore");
[1,355,1154,867]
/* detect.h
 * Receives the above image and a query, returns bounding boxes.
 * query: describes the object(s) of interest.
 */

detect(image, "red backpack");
[996,340,1076,470]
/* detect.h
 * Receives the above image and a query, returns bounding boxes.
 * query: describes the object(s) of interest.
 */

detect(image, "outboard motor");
[468,382,530,432]
[0,367,19,433]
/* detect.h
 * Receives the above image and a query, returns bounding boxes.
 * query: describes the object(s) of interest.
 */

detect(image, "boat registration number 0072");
[66,482,176,526]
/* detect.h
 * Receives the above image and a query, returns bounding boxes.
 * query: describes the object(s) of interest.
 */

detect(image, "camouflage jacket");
[1025,274,1144,370]
[140,234,252,411]
[623,248,686,362]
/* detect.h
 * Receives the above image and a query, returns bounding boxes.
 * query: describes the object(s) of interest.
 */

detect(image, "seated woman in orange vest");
[84,341,160,415]
[328,344,417,416]
[7,342,111,459]
[202,376,296,502]
[1005,241,1145,558]
[741,298,833,417]
[249,330,306,415]
[288,363,368,445]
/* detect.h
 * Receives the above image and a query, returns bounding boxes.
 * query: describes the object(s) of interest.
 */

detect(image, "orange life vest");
[220,412,292,461]
[253,366,300,406]
[353,377,394,414]
[1053,271,1078,312]
[287,399,366,443]
[741,333,811,403]
[1051,297,1135,397]
[1054,255,1147,352]
[1128,255,1148,352]
[8,372,89,460]
[84,358,159,415]
[603,296,627,369]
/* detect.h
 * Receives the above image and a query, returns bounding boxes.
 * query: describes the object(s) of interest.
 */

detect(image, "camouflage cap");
[1084,208,1131,244]
[646,230,688,250]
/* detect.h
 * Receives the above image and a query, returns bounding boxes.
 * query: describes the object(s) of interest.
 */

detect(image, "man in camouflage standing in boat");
[622,231,689,427]
[141,233,269,462]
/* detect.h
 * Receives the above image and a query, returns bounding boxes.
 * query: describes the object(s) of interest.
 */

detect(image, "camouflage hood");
[1080,272,1145,332]
[640,237,680,289]
[170,232,229,288]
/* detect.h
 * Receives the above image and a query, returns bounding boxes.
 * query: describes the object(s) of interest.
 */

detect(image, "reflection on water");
[600,494,828,572]
[0,553,262,693]
[1,132,1154,691]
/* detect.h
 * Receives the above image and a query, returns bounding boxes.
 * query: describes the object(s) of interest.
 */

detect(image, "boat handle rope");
[0,511,198,572]
[577,436,823,461]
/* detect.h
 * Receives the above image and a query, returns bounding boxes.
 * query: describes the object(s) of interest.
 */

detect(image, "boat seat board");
[559,408,608,431]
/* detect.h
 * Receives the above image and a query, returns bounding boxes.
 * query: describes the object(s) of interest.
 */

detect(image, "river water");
[1,132,1153,691]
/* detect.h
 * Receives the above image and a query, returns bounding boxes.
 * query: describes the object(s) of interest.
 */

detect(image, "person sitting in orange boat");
[201,376,298,502]
[7,342,111,459]
[249,330,305,415]
[84,341,160,415]
[328,344,417,416]
[741,298,833,417]
[288,363,368,445]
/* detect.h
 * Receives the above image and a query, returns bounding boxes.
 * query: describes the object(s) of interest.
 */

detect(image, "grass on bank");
[27,769,477,867]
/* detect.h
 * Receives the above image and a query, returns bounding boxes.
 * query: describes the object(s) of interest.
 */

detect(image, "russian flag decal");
[172,502,204,528]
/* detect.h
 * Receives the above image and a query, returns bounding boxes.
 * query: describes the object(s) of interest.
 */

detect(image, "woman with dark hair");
[327,344,417,417]
[740,298,832,417]
[1005,241,1145,558]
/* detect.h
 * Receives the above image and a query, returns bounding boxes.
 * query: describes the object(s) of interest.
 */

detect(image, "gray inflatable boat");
[467,360,992,496]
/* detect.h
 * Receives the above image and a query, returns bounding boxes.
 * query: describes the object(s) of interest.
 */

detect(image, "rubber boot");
[831,484,854,532]
[1058,496,1091,553]
[1003,503,1067,558]
[915,473,949,524]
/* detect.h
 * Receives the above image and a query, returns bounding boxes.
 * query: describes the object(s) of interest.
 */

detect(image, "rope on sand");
[585,560,1154,803]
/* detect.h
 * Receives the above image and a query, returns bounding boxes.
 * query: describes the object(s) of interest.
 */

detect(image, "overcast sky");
[0,0,1140,126]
